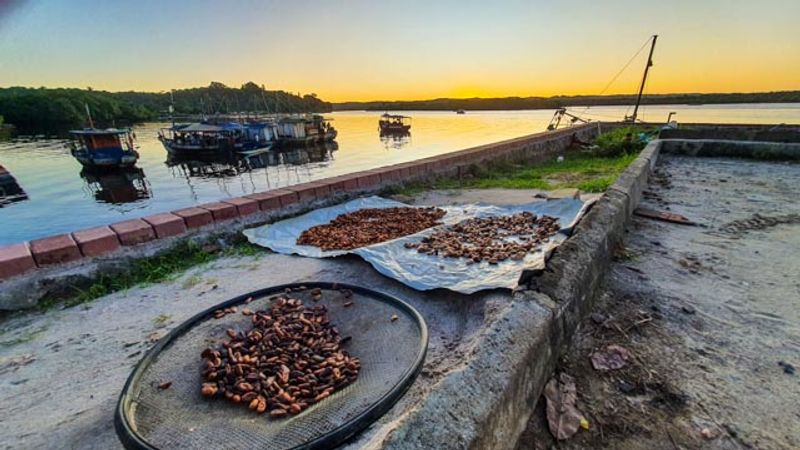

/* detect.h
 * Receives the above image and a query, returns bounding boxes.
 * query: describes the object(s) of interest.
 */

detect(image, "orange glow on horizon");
[0,1,797,103]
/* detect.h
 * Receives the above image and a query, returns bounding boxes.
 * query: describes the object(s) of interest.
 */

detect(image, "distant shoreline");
[332,91,800,112]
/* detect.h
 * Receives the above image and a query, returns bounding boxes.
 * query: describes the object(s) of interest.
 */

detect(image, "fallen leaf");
[591,344,633,371]
[544,373,586,440]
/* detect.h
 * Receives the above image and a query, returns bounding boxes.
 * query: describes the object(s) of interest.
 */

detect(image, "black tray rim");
[114,282,429,450]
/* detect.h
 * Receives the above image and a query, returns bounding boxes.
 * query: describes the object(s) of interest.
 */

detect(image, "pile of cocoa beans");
[200,295,360,418]
[405,212,560,265]
[297,207,446,251]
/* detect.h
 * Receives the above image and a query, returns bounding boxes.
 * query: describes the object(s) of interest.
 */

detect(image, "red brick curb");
[72,226,121,257]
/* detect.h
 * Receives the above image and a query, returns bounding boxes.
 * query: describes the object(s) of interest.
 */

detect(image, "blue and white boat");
[68,128,140,169]
[158,121,278,156]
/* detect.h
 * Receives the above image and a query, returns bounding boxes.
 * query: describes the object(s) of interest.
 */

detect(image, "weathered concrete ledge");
[659,138,800,160]
[659,123,800,142]
[368,142,659,449]
[0,124,600,310]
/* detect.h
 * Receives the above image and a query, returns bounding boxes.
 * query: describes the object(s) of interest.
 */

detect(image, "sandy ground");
[517,155,800,449]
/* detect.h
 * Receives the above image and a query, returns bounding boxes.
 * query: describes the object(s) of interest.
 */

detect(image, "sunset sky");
[0,0,798,102]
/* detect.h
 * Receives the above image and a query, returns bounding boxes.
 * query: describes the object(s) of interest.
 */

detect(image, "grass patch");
[390,126,655,196]
[393,152,639,195]
[37,237,264,312]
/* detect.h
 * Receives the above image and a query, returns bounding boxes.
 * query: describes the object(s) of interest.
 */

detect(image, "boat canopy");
[380,113,411,120]
[69,128,131,135]
[174,123,225,133]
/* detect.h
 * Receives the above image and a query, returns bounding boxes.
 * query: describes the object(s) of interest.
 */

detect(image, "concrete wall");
[659,138,800,160]
[660,123,800,143]
[0,123,601,310]
[377,140,661,450]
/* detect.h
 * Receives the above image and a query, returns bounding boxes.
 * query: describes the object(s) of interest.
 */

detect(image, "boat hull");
[160,138,273,156]
[276,132,337,147]
[71,149,139,169]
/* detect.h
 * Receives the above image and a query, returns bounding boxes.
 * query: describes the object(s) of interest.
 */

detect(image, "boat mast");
[169,90,175,128]
[628,34,658,123]
[84,103,95,128]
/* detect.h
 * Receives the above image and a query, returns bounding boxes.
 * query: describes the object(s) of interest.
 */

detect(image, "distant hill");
[0,82,333,129]
[333,91,800,111]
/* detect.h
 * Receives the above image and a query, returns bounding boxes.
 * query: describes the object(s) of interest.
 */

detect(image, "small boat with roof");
[276,115,337,147]
[378,113,411,134]
[68,128,140,169]
[158,121,278,156]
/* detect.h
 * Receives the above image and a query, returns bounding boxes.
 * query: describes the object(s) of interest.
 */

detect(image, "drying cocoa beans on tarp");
[405,212,560,265]
[200,295,360,418]
[297,207,446,251]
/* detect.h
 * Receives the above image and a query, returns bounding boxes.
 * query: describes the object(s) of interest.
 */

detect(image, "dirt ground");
[517,155,800,450]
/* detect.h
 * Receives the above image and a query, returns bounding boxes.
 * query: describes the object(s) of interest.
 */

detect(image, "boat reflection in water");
[80,167,151,204]
[166,142,338,192]
[0,164,28,208]
[380,131,411,150]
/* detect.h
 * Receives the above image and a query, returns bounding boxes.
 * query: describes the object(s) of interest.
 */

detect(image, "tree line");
[334,91,800,111]
[0,82,333,129]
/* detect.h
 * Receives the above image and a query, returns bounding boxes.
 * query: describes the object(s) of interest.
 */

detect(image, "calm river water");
[1,103,798,244]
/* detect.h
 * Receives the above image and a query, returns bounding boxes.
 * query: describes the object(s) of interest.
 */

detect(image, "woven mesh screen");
[118,284,426,450]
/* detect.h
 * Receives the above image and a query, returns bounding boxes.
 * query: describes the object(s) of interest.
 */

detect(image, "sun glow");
[0,0,797,102]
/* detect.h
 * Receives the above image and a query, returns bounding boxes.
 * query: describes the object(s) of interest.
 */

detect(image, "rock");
[617,380,636,394]
[681,304,696,315]
[590,345,633,371]
[701,427,717,439]
[778,361,796,375]
[590,313,606,324]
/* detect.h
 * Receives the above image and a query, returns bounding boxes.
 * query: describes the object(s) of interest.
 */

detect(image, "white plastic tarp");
[243,196,591,294]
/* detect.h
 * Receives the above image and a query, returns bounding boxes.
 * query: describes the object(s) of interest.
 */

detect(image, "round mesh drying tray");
[115,282,428,450]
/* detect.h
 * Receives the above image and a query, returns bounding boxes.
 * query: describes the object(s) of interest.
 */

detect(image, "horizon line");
[1,83,798,104]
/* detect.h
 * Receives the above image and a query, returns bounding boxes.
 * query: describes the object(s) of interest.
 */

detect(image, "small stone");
[778,361,796,375]
[590,313,606,324]
[701,427,716,439]
[617,380,636,394]
[682,305,696,315]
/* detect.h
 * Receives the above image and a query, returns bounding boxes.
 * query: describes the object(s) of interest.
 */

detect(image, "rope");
[576,36,655,118]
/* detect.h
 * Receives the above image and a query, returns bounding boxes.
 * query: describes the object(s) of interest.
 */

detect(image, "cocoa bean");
[200,293,360,419]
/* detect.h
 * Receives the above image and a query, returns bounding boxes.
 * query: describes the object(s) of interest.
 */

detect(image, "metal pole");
[84,103,94,128]
[630,34,658,123]
[169,90,175,128]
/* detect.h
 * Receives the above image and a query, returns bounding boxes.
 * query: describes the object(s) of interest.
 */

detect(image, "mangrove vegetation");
[0,82,333,129]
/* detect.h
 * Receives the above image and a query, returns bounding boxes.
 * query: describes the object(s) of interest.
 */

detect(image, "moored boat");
[276,115,337,147]
[68,128,140,169]
[378,113,411,134]
[158,121,277,155]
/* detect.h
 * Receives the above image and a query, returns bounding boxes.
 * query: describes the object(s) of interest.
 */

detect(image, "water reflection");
[166,142,338,180]
[80,167,151,204]
[379,131,411,150]
[0,165,28,208]
[3,106,797,245]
